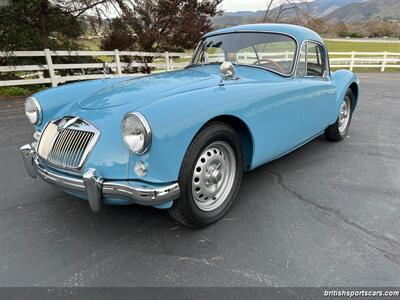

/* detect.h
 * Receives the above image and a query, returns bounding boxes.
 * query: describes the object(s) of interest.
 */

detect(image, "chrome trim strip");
[20,144,180,210]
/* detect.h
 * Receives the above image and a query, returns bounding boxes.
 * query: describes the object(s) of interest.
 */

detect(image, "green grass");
[325,40,400,72]
[324,40,400,53]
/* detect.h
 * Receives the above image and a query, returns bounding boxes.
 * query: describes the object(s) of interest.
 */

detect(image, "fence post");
[44,48,57,87]
[164,51,170,71]
[349,51,355,71]
[381,51,387,72]
[114,49,122,76]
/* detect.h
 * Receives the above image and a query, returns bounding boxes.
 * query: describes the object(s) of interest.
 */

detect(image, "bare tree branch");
[263,0,275,22]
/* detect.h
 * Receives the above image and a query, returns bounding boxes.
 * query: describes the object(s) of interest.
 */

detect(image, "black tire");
[168,121,243,228]
[325,89,354,141]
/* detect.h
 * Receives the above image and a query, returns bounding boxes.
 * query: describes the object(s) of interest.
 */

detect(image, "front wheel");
[168,122,243,228]
[325,89,354,141]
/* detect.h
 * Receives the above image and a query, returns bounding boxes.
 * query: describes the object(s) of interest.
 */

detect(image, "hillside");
[325,0,400,22]
[212,0,400,27]
[310,0,365,17]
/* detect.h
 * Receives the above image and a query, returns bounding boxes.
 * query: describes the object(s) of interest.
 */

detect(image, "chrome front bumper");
[20,143,180,212]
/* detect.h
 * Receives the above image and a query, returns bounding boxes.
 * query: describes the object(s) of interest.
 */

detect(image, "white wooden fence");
[329,51,400,72]
[0,50,399,87]
[0,49,191,87]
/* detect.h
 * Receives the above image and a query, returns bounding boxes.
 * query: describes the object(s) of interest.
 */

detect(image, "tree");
[101,0,222,73]
[0,0,114,81]
[0,0,109,51]
[263,0,311,23]
[109,0,222,52]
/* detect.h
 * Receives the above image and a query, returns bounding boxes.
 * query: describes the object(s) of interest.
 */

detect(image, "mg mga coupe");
[21,24,359,227]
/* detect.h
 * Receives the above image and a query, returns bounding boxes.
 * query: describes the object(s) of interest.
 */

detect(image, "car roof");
[203,23,324,45]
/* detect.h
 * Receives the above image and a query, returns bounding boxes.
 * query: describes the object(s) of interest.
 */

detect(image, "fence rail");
[0,50,399,87]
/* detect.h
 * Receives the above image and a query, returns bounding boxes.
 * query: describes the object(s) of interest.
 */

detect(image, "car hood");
[78,67,222,110]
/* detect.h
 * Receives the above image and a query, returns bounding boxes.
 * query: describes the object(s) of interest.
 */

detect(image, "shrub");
[0,86,30,97]
[0,85,46,97]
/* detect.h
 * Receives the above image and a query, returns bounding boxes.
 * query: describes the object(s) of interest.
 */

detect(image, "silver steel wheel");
[192,141,236,212]
[338,96,351,134]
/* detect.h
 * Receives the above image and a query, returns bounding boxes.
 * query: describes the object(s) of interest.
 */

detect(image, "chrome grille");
[37,117,99,172]
[47,129,94,169]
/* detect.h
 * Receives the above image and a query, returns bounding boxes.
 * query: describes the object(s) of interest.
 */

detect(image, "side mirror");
[219,62,237,85]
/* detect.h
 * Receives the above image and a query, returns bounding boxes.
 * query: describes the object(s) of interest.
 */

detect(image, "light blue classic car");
[21,24,359,227]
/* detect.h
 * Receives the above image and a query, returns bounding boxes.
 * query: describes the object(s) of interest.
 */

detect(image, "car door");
[296,41,337,141]
[234,38,308,165]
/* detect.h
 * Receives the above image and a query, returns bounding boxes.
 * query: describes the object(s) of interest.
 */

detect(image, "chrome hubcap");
[192,141,236,212]
[338,97,351,134]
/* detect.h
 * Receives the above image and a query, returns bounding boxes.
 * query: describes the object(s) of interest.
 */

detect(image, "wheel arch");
[331,70,360,116]
[348,81,359,110]
[202,115,254,172]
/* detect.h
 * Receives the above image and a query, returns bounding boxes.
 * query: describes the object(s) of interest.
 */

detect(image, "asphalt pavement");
[0,73,399,287]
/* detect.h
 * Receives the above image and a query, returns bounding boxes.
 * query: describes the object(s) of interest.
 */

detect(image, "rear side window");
[296,42,326,77]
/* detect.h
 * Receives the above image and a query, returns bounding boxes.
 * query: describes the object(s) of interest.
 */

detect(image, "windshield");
[191,32,297,76]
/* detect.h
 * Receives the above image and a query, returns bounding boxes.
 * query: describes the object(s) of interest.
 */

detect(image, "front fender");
[331,70,359,117]
[133,86,227,183]
[132,80,299,183]
[33,77,128,131]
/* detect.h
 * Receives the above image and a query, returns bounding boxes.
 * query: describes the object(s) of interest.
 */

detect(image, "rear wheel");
[168,122,243,228]
[325,89,354,141]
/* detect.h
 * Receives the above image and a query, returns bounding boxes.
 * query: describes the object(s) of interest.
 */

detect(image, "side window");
[296,42,326,77]
[307,43,325,76]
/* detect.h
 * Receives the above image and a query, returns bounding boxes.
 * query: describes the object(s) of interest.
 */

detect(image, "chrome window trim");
[190,30,299,78]
[37,117,100,174]
[294,39,330,80]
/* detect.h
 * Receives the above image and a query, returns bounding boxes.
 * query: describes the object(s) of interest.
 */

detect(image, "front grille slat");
[41,120,96,171]
[62,130,76,166]
[72,132,91,167]
[51,130,66,162]
[54,130,73,165]
[68,131,85,167]
[64,130,80,167]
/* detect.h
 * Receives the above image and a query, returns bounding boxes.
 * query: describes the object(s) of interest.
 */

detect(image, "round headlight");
[122,112,152,154]
[25,96,42,125]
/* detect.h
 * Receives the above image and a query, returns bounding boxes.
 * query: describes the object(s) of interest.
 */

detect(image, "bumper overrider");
[20,143,180,212]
